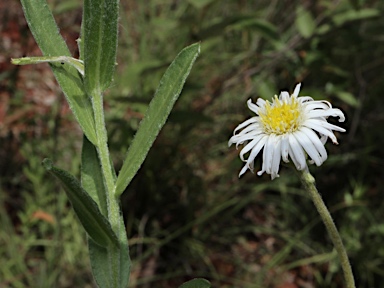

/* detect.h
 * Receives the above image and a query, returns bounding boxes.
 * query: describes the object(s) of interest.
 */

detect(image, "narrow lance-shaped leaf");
[88,239,112,288]
[81,137,130,287]
[88,216,130,288]
[19,0,97,144]
[332,8,379,27]
[83,0,119,94]
[81,135,108,216]
[115,43,200,196]
[81,136,111,287]
[42,159,118,248]
[12,56,84,76]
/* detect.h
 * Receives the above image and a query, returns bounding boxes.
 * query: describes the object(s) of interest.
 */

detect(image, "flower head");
[229,83,345,179]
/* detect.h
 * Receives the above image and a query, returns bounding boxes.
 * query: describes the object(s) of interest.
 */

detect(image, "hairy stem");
[92,91,121,286]
[299,171,355,288]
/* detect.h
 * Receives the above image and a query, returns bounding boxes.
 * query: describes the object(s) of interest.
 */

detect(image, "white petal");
[281,134,290,162]
[307,108,345,122]
[229,130,264,148]
[233,117,258,135]
[247,135,267,168]
[298,96,313,103]
[249,156,255,171]
[320,134,328,145]
[255,138,270,176]
[287,145,300,171]
[239,135,265,161]
[304,102,331,112]
[288,135,307,170]
[304,119,342,144]
[294,130,322,166]
[262,135,274,174]
[235,122,262,136]
[239,164,250,177]
[315,100,332,108]
[300,127,328,162]
[270,136,282,179]
[256,98,266,109]
[247,99,261,114]
[280,91,290,101]
[229,134,247,148]
[316,120,346,132]
[293,83,301,97]
[231,131,256,146]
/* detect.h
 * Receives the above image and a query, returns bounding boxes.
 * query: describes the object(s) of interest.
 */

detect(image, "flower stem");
[299,170,355,288]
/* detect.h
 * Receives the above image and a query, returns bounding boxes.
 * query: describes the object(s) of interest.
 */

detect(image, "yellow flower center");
[259,95,303,135]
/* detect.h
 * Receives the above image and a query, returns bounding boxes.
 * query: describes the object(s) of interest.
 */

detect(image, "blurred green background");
[1,0,384,287]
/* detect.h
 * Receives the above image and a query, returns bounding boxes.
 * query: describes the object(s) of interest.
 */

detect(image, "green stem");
[299,170,355,288]
[91,91,121,286]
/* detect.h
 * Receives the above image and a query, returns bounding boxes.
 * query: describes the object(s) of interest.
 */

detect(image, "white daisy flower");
[229,83,346,179]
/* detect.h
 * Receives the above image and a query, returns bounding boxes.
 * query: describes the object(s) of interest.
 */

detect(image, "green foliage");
[115,43,200,196]
[14,0,201,287]
[111,0,384,286]
[295,5,316,38]
[83,0,119,94]
[42,158,119,248]
[3,0,384,287]
[81,135,108,216]
[82,137,130,288]
[0,136,91,287]
[19,0,97,145]
[179,278,211,288]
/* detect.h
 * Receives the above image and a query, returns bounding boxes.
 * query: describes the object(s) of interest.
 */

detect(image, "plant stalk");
[299,170,355,288]
[92,90,121,286]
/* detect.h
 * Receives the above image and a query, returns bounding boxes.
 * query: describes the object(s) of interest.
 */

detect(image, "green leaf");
[332,8,380,27]
[19,0,97,145]
[115,43,200,196]
[228,18,279,41]
[116,216,130,287]
[335,91,359,107]
[12,56,84,76]
[295,6,316,38]
[81,136,130,287]
[179,278,211,288]
[19,0,68,57]
[88,215,130,288]
[88,239,111,288]
[81,135,108,216]
[42,159,118,248]
[83,0,119,94]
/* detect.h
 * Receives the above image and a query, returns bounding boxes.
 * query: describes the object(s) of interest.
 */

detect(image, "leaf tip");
[42,158,53,170]
[11,58,20,65]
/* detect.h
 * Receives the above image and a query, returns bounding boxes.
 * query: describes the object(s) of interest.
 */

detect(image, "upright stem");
[299,171,355,288]
[92,91,120,229]
[92,91,121,286]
